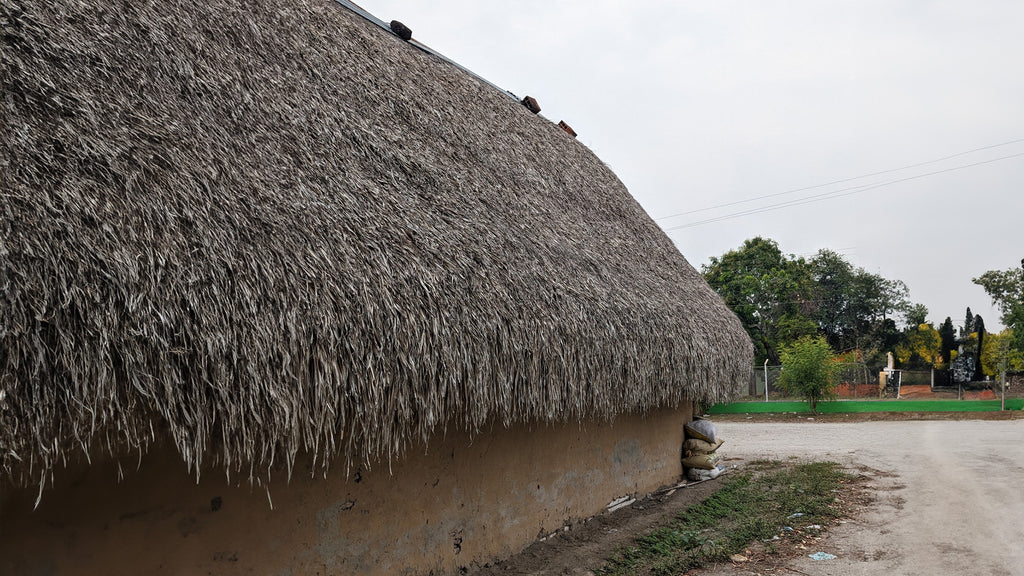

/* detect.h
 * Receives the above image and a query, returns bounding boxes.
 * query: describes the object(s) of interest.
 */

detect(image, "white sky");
[360,0,1023,330]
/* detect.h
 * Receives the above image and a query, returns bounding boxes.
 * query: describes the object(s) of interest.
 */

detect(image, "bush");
[777,336,839,413]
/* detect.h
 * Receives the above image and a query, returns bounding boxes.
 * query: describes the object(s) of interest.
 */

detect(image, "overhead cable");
[657,138,1024,221]
[664,152,1024,231]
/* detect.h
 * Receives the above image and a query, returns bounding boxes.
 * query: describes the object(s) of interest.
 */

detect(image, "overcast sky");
[361,0,1023,330]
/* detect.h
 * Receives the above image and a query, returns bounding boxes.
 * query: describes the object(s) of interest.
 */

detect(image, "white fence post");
[764,359,769,402]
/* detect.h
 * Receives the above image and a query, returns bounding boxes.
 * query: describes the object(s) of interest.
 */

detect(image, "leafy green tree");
[869,318,901,366]
[848,273,909,325]
[973,264,1024,314]
[1006,307,1024,357]
[848,272,909,353]
[702,237,815,364]
[808,250,854,351]
[806,250,910,354]
[704,237,922,368]
[973,261,1024,356]
[875,278,912,321]
[904,303,929,327]
[777,336,839,414]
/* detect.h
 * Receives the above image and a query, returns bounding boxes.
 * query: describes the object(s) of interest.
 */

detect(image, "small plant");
[777,336,839,414]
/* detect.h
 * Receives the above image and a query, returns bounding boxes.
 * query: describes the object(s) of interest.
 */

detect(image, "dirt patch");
[466,477,727,575]
[701,419,1024,575]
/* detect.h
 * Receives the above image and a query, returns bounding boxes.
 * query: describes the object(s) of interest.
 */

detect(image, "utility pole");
[1001,356,1007,411]
[996,337,1011,411]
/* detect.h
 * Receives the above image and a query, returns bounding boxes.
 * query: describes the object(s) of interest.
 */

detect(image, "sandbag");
[682,452,721,470]
[687,465,724,482]
[683,437,724,455]
[684,419,717,443]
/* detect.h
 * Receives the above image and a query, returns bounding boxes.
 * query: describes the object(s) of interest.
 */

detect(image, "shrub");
[777,336,839,413]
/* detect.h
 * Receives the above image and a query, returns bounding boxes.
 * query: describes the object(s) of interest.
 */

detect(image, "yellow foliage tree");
[895,323,942,367]
[981,329,1024,376]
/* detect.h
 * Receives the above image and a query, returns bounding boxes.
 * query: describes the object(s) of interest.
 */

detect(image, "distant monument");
[951,345,975,384]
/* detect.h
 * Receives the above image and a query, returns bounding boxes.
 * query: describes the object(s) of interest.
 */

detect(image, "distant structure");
[951,348,976,384]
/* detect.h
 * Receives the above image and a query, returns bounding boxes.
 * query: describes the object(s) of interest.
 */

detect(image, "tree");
[973,262,1024,356]
[895,323,942,368]
[938,317,957,366]
[808,250,855,351]
[961,307,975,341]
[848,271,909,354]
[973,264,1024,316]
[777,336,839,414]
[702,237,815,364]
[806,250,910,354]
[871,318,901,355]
[876,278,911,321]
[974,315,986,376]
[981,329,1024,376]
[1006,307,1024,358]
[904,303,929,328]
[704,237,923,367]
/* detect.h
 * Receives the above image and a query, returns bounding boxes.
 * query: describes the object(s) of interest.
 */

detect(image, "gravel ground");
[695,419,1024,576]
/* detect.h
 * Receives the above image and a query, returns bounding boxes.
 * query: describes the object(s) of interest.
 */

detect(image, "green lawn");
[708,398,1024,414]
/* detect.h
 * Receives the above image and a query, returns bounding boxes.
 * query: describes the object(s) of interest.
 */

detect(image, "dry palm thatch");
[0,0,752,491]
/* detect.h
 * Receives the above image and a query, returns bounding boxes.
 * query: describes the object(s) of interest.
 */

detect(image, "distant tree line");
[702,237,1023,376]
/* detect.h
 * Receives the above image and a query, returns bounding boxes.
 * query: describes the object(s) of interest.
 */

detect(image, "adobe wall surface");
[1,403,692,575]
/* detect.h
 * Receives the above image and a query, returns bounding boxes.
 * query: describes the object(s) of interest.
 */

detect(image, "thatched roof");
[0,0,752,489]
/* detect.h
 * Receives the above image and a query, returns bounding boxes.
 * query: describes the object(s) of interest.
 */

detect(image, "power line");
[798,246,857,257]
[667,152,1024,230]
[664,152,1024,231]
[656,138,1024,221]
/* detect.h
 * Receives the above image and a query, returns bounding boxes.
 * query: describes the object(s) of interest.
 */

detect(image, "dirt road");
[701,419,1024,575]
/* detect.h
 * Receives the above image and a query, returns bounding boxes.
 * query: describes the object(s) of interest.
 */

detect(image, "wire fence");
[744,366,1024,401]
[749,363,874,400]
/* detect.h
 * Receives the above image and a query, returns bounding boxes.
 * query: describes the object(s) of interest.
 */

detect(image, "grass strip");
[595,461,852,576]
[708,398,1024,414]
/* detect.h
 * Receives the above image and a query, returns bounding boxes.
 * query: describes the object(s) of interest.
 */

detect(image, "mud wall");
[1,403,692,575]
